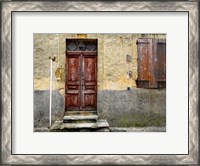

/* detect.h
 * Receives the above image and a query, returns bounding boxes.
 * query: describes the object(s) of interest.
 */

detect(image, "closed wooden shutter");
[137,38,166,88]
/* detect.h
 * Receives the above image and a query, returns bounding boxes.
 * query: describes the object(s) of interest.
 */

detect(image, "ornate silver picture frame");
[1,0,199,165]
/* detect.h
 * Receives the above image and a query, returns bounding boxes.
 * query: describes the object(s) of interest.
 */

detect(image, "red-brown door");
[65,51,97,111]
[66,54,81,110]
[82,54,97,110]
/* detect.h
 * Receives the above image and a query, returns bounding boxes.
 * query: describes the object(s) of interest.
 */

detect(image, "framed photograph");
[1,0,199,165]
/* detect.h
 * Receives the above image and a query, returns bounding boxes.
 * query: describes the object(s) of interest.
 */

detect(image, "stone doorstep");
[61,119,108,129]
[63,115,98,121]
[50,119,109,131]
[64,111,97,116]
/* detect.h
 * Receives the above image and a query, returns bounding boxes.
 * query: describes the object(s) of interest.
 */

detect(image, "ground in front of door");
[34,126,166,132]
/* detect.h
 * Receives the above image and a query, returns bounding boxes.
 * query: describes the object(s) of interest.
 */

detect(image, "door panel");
[82,55,97,110]
[65,56,81,110]
[83,57,97,82]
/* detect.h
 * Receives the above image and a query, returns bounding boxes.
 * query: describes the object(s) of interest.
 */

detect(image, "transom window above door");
[66,39,97,52]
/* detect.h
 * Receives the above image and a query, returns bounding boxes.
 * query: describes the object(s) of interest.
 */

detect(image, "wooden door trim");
[66,51,97,56]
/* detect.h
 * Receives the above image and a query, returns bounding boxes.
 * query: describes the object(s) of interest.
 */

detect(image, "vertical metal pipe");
[49,58,52,127]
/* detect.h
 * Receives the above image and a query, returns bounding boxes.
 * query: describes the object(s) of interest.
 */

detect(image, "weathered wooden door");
[65,39,97,111]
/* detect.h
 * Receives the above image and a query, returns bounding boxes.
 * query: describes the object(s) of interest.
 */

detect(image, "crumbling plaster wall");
[34,34,166,128]
[34,33,166,91]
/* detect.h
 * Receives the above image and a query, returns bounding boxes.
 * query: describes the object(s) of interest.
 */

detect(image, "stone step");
[63,115,98,123]
[64,111,97,116]
[50,119,109,132]
[61,119,109,129]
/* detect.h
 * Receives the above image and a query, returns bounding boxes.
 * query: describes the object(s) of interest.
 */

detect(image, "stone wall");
[34,34,166,128]
[34,90,64,127]
[97,89,166,127]
[34,89,166,128]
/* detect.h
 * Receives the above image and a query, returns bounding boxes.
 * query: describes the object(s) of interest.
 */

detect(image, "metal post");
[49,56,56,127]
[49,57,53,127]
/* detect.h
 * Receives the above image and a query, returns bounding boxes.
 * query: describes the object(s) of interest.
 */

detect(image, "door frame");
[65,39,98,112]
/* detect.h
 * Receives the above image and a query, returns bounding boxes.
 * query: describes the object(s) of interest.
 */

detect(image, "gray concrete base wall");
[97,89,166,127]
[34,90,64,127]
[34,89,166,128]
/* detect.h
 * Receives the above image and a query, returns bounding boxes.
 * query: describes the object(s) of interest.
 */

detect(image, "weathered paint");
[65,50,97,111]
[34,34,166,128]
[137,38,166,88]
[34,34,166,94]
[34,89,166,128]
